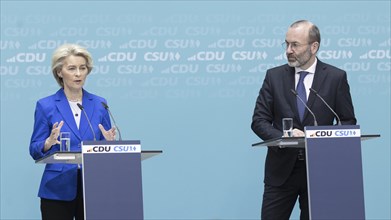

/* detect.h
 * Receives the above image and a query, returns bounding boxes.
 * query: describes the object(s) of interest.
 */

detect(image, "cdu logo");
[315,131,333,137]
[92,146,111,152]
[307,130,332,138]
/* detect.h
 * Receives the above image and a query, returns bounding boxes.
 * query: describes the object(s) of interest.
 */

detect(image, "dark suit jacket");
[251,59,356,187]
[29,89,111,201]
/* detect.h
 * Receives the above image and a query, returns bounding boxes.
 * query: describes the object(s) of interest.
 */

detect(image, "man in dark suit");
[251,20,356,219]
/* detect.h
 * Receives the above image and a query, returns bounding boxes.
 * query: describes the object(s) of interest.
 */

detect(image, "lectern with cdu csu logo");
[252,125,380,220]
[36,140,162,220]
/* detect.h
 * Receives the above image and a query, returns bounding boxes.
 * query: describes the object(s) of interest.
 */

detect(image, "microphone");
[77,103,96,141]
[101,102,122,141]
[290,89,318,126]
[310,88,342,125]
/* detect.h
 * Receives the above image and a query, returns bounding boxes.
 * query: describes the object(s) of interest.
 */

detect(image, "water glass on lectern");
[282,118,293,137]
[60,132,71,151]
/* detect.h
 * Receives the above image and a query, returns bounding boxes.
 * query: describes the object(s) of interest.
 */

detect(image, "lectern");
[252,125,380,220]
[36,140,162,220]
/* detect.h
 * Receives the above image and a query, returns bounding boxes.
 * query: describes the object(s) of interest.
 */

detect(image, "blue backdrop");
[1,1,390,219]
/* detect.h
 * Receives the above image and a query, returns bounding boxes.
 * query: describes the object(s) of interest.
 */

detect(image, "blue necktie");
[296,71,309,122]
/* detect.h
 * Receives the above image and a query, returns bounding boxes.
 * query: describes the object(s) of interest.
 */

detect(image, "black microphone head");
[77,103,84,110]
[290,89,298,95]
[101,102,109,109]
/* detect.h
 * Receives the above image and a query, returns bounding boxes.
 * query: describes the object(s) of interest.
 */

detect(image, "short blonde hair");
[51,44,93,87]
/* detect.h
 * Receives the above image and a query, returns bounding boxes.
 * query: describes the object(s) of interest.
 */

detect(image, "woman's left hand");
[98,124,117,141]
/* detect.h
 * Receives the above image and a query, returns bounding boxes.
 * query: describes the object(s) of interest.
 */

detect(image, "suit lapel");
[55,89,82,141]
[284,66,300,122]
[304,60,328,123]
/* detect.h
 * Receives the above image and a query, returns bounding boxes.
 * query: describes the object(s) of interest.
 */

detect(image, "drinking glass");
[282,118,293,137]
[60,132,71,151]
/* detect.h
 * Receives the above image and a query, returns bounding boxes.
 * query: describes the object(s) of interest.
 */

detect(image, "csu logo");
[114,146,138,152]
[335,130,358,137]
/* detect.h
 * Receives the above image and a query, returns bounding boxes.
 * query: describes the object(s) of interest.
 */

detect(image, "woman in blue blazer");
[29,44,116,220]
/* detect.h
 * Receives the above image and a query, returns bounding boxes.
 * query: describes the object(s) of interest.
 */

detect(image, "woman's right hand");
[43,121,64,152]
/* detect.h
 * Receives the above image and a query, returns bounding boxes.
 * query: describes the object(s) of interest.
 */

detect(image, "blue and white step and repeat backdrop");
[1,1,390,219]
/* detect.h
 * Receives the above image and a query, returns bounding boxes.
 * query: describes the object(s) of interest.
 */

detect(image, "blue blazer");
[29,89,111,201]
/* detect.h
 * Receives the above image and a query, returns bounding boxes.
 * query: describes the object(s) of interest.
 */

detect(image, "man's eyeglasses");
[282,42,311,50]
